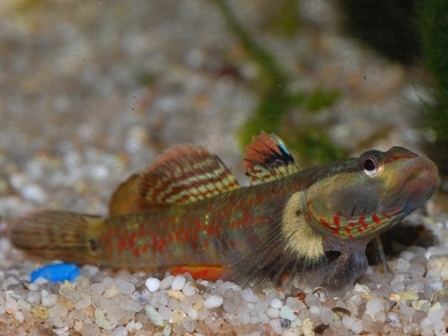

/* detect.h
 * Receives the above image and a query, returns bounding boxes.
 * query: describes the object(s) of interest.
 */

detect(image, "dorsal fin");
[244,132,300,185]
[139,144,240,205]
[109,174,167,215]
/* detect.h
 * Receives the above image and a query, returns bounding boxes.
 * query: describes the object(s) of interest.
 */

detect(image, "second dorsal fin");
[244,132,300,185]
[139,144,240,205]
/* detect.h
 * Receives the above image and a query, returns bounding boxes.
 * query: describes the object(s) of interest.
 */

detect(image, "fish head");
[304,147,439,239]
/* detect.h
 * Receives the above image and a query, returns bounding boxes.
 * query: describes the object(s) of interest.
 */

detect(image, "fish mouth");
[384,155,440,216]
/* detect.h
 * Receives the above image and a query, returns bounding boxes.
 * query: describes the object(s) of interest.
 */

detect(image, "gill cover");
[305,147,439,240]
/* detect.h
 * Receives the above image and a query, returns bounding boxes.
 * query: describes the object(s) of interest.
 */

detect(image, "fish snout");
[398,155,440,212]
[409,155,439,191]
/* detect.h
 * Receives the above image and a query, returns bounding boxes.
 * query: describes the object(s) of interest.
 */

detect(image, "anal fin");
[169,265,225,281]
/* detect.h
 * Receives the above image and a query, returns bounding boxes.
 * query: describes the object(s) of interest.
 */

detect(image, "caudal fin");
[10,210,103,263]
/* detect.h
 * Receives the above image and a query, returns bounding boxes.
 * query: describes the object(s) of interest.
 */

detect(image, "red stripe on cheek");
[345,223,356,239]
[372,214,381,225]
[357,216,369,232]
[320,218,330,228]
[344,225,351,234]
[321,218,340,235]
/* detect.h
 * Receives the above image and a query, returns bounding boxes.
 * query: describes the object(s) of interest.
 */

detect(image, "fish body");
[98,180,291,268]
[10,132,439,290]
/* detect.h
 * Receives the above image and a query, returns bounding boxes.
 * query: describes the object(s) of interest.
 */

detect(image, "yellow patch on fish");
[282,191,324,260]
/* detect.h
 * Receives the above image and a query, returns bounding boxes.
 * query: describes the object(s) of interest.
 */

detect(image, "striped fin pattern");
[140,144,240,205]
[10,210,102,263]
[244,132,300,185]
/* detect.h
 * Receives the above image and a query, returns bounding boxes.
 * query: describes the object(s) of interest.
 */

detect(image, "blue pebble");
[30,263,80,283]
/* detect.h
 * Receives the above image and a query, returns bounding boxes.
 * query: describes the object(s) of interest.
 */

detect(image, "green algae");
[268,0,301,38]
[214,0,342,165]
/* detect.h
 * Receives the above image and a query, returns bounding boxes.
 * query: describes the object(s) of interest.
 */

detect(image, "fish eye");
[362,157,379,176]
[363,158,376,171]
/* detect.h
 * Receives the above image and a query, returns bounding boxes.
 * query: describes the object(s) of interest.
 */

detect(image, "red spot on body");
[146,224,154,236]
[193,219,201,234]
[128,233,137,247]
[118,237,127,251]
[206,224,219,237]
[333,215,340,226]
[187,226,198,248]
[242,209,250,226]
[182,229,189,241]
[131,247,141,257]
[102,230,110,241]
[174,229,181,242]
[169,231,177,243]
[254,193,265,205]
[157,236,167,251]
[151,235,157,249]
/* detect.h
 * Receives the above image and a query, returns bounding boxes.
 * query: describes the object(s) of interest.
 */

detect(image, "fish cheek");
[307,174,381,220]
[332,182,381,218]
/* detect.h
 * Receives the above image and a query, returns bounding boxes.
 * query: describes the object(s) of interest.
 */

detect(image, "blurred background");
[1,0,447,219]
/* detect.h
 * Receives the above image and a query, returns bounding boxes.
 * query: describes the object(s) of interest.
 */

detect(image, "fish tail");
[10,210,104,263]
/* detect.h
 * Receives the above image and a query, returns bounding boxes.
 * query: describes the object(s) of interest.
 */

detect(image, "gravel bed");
[1,215,448,336]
